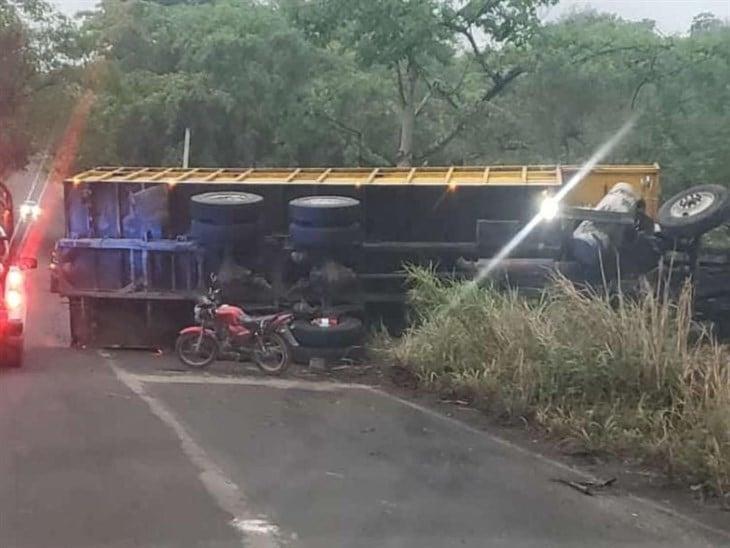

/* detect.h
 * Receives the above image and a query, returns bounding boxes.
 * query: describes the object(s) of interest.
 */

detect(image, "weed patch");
[385,267,730,494]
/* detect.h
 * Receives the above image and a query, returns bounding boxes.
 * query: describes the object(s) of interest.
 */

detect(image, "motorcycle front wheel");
[254,332,290,376]
[176,331,218,369]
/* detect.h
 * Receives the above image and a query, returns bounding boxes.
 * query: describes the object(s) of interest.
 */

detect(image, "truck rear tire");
[658,185,730,239]
[289,222,363,249]
[291,317,364,348]
[289,196,360,226]
[190,220,258,246]
[190,192,263,224]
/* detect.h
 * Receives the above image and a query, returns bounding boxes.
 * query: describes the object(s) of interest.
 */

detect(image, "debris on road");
[552,477,617,496]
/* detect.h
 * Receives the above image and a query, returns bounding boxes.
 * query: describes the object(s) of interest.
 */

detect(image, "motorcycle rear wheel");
[176,332,218,369]
[254,333,290,376]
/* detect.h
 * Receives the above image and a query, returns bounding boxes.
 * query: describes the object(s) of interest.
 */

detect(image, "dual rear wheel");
[288,196,362,249]
[189,192,263,247]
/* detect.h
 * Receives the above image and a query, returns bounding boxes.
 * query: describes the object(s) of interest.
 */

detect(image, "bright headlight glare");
[6,267,23,289]
[540,196,559,221]
[19,202,41,221]
[5,288,22,310]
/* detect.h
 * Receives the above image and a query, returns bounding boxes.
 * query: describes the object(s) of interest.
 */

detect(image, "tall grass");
[387,266,730,494]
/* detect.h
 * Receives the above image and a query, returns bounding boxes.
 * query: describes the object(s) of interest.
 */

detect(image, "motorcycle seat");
[241,314,279,328]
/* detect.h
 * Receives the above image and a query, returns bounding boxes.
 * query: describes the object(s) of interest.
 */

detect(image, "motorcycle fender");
[179,326,215,338]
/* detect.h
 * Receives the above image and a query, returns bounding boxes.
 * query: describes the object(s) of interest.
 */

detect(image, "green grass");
[384,266,730,495]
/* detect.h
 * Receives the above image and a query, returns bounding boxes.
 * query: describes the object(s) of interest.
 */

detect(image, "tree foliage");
[290,0,556,165]
[69,0,730,194]
[0,0,77,175]
[78,0,397,167]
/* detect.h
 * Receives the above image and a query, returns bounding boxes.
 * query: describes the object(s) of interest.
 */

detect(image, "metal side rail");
[53,238,205,298]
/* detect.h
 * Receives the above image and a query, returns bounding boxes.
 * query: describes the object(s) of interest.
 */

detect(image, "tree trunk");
[396,60,418,167]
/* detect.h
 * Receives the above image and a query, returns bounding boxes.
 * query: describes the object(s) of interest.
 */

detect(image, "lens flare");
[19,91,96,260]
[474,116,636,284]
[539,196,560,221]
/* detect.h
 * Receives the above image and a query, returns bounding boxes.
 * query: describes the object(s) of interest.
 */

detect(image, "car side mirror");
[18,257,38,270]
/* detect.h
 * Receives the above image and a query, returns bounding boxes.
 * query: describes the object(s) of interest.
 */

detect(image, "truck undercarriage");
[51,164,730,348]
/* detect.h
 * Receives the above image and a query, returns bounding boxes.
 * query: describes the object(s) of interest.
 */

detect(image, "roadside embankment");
[382,267,730,496]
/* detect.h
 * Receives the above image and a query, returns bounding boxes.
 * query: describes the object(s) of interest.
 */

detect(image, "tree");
[78,0,393,167]
[446,9,730,194]
[502,11,669,163]
[647,20,730,191]
[690,12,723,36]
[76,0,730,197]
[290,0,556,165]
[0,3,33,174]
[0,0,78,175]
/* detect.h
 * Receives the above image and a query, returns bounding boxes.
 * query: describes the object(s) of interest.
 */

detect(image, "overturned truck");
[51,164,730,347]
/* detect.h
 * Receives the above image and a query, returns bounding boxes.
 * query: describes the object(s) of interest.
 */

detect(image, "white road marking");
[25,147,51,202]
[231,519,281,536]
[14,156,57,254]
[12,150,49,232]
[129,372,361,392]
[103,354,287,548]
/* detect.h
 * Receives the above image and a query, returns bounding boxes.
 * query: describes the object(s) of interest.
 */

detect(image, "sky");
[543,0,730,34]
[53,0,96,16]
[53,0,730,34]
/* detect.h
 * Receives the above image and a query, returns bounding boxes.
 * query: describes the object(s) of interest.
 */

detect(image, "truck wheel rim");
[669,191,715,218]
[300,196,355,207]
[205,193,255,203]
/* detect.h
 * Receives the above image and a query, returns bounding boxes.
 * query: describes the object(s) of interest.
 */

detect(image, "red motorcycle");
[175,282,296,375]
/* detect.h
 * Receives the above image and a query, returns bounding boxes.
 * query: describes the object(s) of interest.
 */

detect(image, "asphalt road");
[0,166,728,547]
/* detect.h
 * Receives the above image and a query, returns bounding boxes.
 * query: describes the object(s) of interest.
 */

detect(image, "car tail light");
[5,289,22,311]
[5,266,24,318]
[6,266,23,290]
